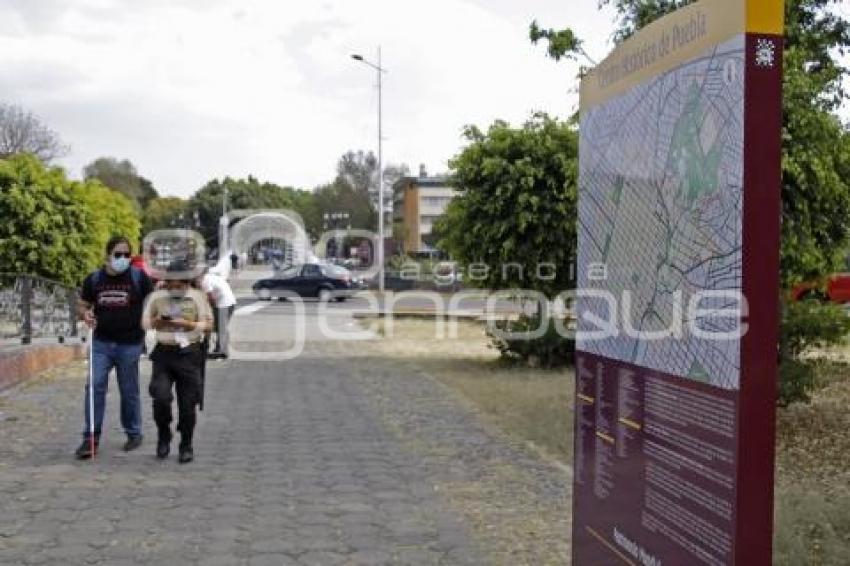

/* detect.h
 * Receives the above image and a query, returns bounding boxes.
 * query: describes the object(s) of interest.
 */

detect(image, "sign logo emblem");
[755,38,777,68]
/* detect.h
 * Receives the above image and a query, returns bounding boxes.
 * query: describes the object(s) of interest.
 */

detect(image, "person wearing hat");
[142,260,213,463]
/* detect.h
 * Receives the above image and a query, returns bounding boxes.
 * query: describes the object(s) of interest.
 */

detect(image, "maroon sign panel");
[573,1,783,564]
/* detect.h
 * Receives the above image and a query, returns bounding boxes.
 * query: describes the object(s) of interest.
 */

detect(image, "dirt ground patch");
[774,361,850,565]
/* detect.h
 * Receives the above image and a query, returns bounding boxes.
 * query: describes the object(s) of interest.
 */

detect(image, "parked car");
[792,274,850,303]
[252,263,363,301]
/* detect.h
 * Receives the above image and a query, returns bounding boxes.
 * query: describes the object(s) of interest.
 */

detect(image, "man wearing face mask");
[75,236,155,459]
[142,260,212,464]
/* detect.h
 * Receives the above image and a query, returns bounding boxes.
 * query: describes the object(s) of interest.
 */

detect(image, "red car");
[791,274,850,303]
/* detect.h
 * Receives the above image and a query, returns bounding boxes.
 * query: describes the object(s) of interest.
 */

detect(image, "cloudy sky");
[3,1,847,198]
[0,0,619,197]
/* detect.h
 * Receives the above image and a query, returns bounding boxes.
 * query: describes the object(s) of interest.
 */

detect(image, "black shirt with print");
[81,268,154,344]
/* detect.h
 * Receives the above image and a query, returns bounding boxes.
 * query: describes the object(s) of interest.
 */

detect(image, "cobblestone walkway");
[0,341,569,565]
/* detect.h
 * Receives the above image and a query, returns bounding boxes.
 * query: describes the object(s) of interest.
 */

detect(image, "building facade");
[392,174,456,255]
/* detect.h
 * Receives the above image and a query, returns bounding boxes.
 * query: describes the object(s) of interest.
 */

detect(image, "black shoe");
[75,437,99,460]
[156,439,170,459]
[156,429,172,459]
[178,445,193,464]
[123,435,143,452]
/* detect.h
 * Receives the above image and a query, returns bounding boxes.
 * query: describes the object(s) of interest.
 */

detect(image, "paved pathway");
[0,307,570,565]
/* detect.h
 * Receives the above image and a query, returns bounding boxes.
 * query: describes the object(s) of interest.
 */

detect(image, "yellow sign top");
[747,0,784,34]
[580,0,784,110]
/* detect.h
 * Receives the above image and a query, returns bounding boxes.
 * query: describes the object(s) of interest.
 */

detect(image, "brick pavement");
[0,340,569,565]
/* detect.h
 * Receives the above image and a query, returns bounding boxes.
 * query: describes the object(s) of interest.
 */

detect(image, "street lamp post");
[352,47,386,292]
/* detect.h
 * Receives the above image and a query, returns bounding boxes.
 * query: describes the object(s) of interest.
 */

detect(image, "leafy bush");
[436,113,578,298]
[779,299,850,406]
[778,359,816,409]
[487,312,575,368]
[0,154,140,285]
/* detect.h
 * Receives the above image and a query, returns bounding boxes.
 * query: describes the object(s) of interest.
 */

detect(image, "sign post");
[572,1,784,564]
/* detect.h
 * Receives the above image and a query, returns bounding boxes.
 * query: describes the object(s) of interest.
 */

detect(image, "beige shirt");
[142,289,212,346]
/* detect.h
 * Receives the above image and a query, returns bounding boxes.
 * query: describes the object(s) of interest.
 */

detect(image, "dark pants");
[149,343,203,447]
[199,336,209,410]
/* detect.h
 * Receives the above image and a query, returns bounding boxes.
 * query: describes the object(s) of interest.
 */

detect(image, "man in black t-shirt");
[75,236,154,459]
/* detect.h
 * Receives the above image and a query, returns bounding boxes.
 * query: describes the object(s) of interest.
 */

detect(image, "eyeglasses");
[112,252,131,259]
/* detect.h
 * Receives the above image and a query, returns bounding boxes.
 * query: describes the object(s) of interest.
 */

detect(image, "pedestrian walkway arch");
[226,209,310,268]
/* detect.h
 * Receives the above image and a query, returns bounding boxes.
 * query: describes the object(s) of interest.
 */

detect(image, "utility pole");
[352,47,387,292]
[377,46,384,293]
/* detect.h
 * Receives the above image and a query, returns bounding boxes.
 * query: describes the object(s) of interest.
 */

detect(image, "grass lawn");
[372,318,850,565]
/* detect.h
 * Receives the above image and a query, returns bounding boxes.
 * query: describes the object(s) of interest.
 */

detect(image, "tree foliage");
[313,178,377,233]
[142,196,188,234]
[72,179,142,271]
[0,102,69,163]
[337,150,378,195]
[529,21,583,62]
[598,1,693,43]
[83,157,159,210]
[779,299,850,405]
[0,154,139,286]
[0,155,89,284]
[436,113,579,298]
[188,176,316,248]
[775,0,850,285]
[336,149,409,200]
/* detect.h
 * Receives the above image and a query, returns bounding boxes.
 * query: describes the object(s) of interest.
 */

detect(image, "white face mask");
[110,256,131,273]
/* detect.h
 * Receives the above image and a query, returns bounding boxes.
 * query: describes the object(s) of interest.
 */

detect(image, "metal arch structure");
[226,210,310,266]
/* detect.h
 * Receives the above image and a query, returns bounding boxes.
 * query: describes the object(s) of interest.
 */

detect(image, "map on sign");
[577,35,744,390]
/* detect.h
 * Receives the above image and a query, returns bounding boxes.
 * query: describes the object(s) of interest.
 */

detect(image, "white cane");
[87,326,95,460]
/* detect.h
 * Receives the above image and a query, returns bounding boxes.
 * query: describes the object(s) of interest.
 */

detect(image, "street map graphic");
[577,35,745,390]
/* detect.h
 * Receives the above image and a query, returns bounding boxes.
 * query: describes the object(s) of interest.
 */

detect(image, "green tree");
[436,114,579,367]
[0,154,139,286]
[337,150,377,195]
[597,1,694,42]
[0,155,90,284]
[138,177,158,209]
[528,21,584,62]
[83,157,159,209]
[188,176,314,249]
[436,113,578,298]
[286,188,321,239]
[313,178,377,233]
[336,150,409,206]
[142,196,187,234]
[72,180,141,273]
